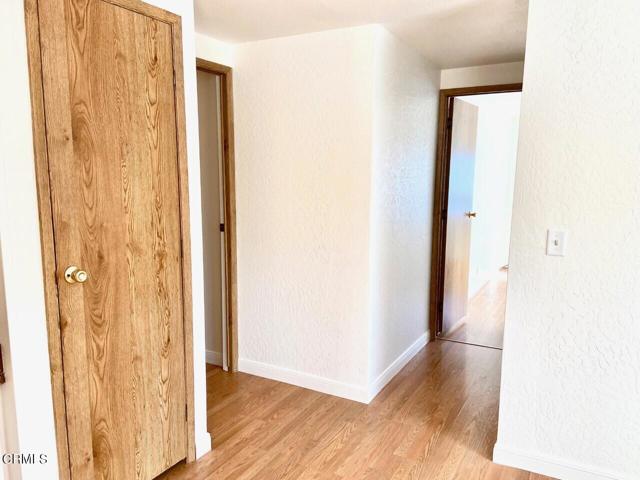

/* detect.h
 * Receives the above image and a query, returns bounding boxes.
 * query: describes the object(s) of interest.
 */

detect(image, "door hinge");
[185,403,188,421]
[219,223,225,233]
[446,117,453,130]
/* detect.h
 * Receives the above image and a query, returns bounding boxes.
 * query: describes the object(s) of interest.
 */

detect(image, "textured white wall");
[368,27,439,386]
[233,27,376,393]
[495,1,640,478]
[465,93,520,297]
[0,1,211,476]
[195,33,234,67]
[232,26,439,401]
[441,61,524,89]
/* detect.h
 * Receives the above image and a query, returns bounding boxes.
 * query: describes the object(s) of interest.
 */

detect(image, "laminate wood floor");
[161,339,550,479]
[440,270,508,349]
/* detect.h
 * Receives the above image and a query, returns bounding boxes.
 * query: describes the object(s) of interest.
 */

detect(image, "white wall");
[230,25,439,403]
[0,1,210,478]
[465,93,520,297]
[195,33,234,67]
[233,26,376,400]
[368,28,439,397]
[0,2,64,477]
[494,1,640,479]
[441,61,524,89]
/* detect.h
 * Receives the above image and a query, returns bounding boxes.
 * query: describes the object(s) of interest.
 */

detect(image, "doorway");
[429,84,522,350]
[195,59,238,372]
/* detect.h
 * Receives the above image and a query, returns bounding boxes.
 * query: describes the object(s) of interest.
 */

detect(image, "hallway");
[162,340,549,479]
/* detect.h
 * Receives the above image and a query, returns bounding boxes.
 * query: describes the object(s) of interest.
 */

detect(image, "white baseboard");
[493,445,629,480]
[367,331,429,402]
[205,350,223,366]
[238,331,430,405]
[238,358,369,403]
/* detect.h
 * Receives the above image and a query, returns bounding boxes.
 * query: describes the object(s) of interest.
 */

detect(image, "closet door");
[34,0,192,477]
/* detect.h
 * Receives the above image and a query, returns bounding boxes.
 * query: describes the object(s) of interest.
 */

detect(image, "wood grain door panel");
[442,98,479,335]
[36,0,188,478]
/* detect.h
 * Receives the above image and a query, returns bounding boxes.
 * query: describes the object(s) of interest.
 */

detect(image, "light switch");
[546,229,568,256]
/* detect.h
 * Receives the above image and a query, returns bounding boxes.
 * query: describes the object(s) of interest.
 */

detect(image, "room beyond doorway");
[429,85,522,350]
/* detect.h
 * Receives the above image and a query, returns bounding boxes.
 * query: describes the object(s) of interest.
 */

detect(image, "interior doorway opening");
[429,84,522,350]
[195,59,238,372]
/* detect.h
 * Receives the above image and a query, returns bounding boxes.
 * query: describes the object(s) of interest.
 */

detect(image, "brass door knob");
[465,211,477,218]
[64,266,89,284]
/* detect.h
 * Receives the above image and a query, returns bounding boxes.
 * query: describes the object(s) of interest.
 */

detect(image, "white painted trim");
[493,445,630,480]
[238,358,369,403]
[367,331,429,402]
[238,331,430,405]
[205,350,223,366]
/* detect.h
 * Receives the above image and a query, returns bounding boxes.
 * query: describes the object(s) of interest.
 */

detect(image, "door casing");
[429,83,523,340]
[23,0,195,477]
[195,58,238,373]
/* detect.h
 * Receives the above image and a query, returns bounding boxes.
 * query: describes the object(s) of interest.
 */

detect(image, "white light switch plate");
[546,229,568,256]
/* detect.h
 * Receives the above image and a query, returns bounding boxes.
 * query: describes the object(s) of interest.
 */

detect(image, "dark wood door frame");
[428,83,523,341]
[195,58,239,372]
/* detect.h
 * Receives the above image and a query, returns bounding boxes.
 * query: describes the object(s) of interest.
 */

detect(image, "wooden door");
[32,0,192,478]
[442,98,479,335]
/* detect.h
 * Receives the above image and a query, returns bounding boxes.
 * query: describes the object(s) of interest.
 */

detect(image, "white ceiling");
[194,0,529,68]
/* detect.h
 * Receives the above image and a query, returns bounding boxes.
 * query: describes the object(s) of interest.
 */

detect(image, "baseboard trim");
[367,331,429,402]
[238,331,430,405]
[205,350,223,366]
[493,445,629,480]
[238,358,368,403]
